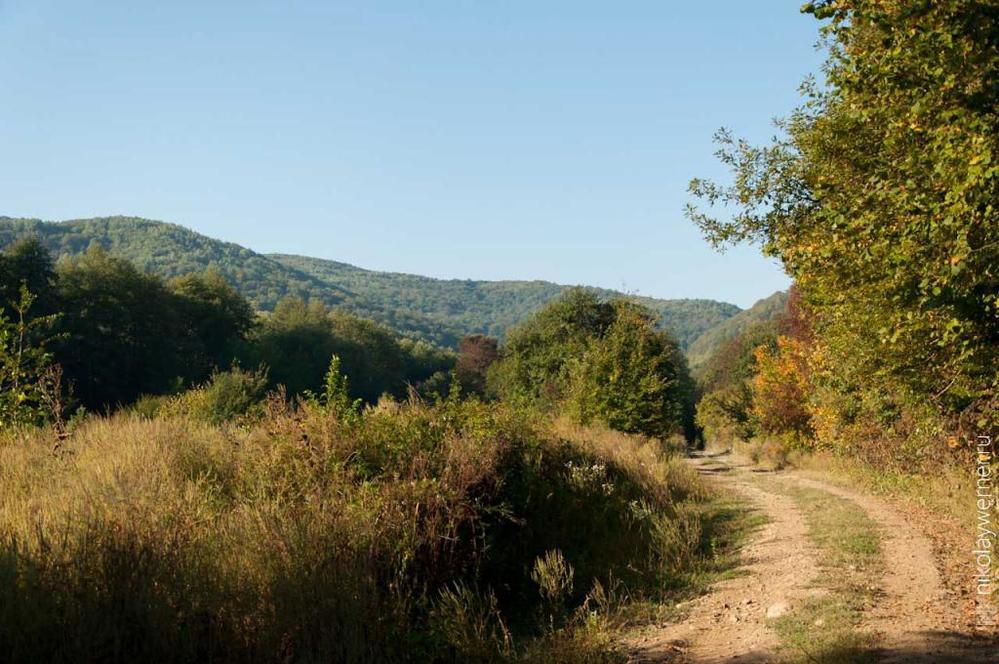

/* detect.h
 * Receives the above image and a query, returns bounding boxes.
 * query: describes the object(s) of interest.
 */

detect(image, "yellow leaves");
[750,335,815,439]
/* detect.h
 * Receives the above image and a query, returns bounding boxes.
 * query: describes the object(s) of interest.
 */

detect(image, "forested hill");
[0,216,741,348]
[271,253,740,348]
[685,290,788,374]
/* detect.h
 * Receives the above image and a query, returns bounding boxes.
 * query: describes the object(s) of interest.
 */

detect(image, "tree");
[566,301,691,439]
[0,286,55,427]
[55,246,183,408]
[455,334,498,396]
[247,297,454,402]
[489,289,616,406]
[248,297,340,397]
[687,0,999,447]
[168,268,254,380]
[491,291,695,440]
[750,336,813,444]
[0,236,58,319]
[694,320,779,445]
[53,247,249,409]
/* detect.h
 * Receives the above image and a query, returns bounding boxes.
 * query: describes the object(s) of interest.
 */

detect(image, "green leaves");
[491,291,695,440]
[305,355,362,425]
[688,0,999,435]
[0,285,56,428]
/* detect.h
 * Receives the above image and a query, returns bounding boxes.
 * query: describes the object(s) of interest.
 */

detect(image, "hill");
[0,216,741,348]
[271,253,740,348]
[685,290,789,374]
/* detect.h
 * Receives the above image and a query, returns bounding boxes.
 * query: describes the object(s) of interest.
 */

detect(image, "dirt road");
[625,452,995,663]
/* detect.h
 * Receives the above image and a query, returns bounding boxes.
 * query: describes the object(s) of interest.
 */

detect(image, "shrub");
[129,393,173,419]
[160,365,269,424]
[0,399,709,662]
[0,286,57,428]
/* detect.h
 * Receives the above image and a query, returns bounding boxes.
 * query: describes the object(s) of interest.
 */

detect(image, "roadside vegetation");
[691,0,997,486]
[0,236,738,662]
[0,393,710,662]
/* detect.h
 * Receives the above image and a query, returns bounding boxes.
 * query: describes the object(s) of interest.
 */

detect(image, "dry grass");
[0,399,714,663]
[793,450,972,526]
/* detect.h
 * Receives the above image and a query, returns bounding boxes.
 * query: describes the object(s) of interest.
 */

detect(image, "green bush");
[160,366,269,424]
[490,290,695,441]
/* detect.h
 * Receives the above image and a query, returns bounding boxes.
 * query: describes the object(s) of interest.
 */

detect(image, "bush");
[129,393,173,419]
[0,399,709,662]
[160,365,269,425]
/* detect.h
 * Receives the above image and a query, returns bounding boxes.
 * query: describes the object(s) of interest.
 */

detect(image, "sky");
[0,1,823,308]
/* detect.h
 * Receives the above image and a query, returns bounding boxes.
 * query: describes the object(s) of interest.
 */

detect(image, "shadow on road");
[631,630,998,663]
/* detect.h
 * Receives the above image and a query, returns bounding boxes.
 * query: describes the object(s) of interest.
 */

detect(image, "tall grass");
[0,397,709,662]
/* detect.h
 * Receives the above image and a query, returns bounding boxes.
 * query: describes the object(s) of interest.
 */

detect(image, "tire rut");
[626,454,823,663]
[624,452,995,663]
[785,472,994,663]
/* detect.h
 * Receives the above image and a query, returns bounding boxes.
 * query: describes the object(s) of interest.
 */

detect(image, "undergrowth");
[0,398,716,663]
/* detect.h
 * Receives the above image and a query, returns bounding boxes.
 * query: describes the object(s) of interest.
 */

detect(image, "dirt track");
[625,453,996,663]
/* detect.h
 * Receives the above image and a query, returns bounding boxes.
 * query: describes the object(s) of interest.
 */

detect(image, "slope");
[0,216,742,348]
[686,290,789,373]
[271,253,740,348]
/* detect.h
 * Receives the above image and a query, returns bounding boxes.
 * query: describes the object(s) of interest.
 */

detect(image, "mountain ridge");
[686,290,790,375]
[0,215,746,348]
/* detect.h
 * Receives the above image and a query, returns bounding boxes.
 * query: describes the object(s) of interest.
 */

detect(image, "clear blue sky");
[0,1,822,308]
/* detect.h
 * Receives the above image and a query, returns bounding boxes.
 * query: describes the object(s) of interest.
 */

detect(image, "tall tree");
[168,267,254,380]
[688,0,999,437]
[55,246,181,408]
[0,236,58,318]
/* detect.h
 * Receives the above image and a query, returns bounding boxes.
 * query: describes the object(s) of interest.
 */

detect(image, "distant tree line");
[0,238,454,424]
[0,216,742,350]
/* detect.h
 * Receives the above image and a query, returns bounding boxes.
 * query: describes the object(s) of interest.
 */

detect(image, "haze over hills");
[0,216,752,349]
